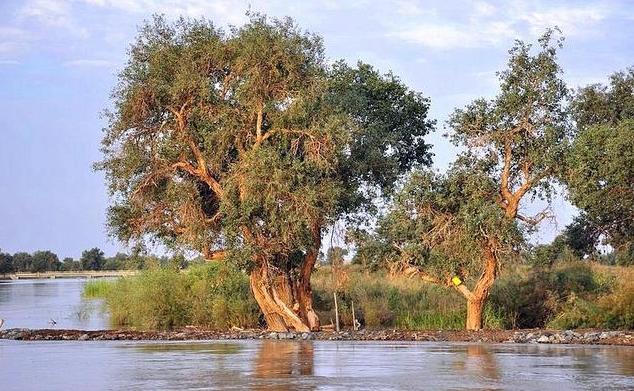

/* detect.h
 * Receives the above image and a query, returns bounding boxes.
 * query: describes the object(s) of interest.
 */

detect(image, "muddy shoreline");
[1,328,633,345]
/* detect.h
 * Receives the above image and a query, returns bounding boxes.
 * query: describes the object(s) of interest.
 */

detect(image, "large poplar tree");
[97,15,433,331]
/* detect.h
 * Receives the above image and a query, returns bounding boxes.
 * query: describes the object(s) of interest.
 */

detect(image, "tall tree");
[0,251,13,274]
[367,30,570,330]
[566,67,634,254]
[11,252,32,272]
[97,15,433,331]
[30,250,61,272]
[80,248,105,271]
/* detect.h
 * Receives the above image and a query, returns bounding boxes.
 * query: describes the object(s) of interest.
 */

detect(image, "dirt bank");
[1,328,633,345]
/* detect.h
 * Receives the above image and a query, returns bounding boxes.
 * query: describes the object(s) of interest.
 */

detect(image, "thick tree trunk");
[250,263,308,332]
[248,224,321,332]
[466,297,486,330]
[249,258,320,332]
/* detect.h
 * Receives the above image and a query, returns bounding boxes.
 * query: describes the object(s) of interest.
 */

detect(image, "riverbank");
[2,328,633,345]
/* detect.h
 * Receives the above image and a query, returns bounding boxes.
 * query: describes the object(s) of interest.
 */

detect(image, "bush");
[548,265,634,330]
[489,261,630,330]
[86,262,259,330]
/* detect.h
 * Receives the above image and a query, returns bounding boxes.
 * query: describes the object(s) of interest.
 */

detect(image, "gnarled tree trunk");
[249,254,320,332]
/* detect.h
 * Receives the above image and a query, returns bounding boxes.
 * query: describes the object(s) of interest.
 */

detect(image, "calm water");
[1,279,633,390]
[0,278,109,329]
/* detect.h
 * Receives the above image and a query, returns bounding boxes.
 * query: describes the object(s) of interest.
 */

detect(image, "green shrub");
[85,262,259,330]
[490,261,630,330]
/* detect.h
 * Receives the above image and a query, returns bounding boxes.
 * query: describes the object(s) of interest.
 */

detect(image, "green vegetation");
[86,261,632,331]
[83,279,116,298]
[89,262,259,330]
[83,14,632,332]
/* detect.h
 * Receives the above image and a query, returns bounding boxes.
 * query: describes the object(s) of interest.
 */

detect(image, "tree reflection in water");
[253,341,314,390]
[452,344,500,380]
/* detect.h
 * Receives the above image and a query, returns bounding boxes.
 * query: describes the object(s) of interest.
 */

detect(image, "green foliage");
[0,251,13,274]
[572,67,634,129]
[448,29,570,202]
[614,242,634,266]
[364,162,521,281]
[61,257,82,271]
[311,266,476,329]
[96,14,433,275]
[30,250,61,272]
[11,252,32,272]
[327,61,433,211]
[80,248,106,271]
[312,266,506,329]
[527,235,577,267]
[325,246,347,267]
[489,261,626,329]
[565,67,633,254]
[92,261,259,330]
[83,279,116,298]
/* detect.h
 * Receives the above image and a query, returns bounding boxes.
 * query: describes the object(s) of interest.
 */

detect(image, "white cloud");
[18,0,89,38]
[81,0,249,24]
[391,21,516,49]
[0,27,30,58]
[519,5,608,37]
[63,59,116,67]
[388,1,611,50]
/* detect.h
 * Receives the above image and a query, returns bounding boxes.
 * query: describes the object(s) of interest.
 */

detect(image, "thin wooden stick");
[333,292,340,332]
[351,300,356,331]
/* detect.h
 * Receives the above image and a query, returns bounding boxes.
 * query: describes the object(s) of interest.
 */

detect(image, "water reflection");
[1,340,633,390]
[452,344,500,380]
[253,341,315,390]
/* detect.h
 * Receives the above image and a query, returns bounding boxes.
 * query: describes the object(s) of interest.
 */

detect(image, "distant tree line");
[0,247,194,274]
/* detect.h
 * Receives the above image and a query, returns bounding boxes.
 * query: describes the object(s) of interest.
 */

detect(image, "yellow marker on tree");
[452,276,462,286]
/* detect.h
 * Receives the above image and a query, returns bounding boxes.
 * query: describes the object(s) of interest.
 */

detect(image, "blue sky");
[0,0,632,259]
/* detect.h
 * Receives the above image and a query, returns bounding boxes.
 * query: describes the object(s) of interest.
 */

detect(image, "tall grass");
[83,279,116,298]
[312,265,503,330]
[85,262,260,330]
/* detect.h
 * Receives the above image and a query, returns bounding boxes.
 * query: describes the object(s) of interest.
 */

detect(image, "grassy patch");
[84,262,260,330]
[312,266,501,330]
[82,279,116,298]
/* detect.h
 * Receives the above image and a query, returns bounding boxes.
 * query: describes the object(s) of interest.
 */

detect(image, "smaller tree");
[61,257,82,271]
[374,163,521,329]
[566,68,634,253]
[80,248,106,271]
[0,251,14,274]
[12,252,32,272]
[30,250,61,272]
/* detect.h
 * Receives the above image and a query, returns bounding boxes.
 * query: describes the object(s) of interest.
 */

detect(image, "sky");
[0,0,632,259]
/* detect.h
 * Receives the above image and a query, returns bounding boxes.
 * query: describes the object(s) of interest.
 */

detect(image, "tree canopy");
[566,68,634,252]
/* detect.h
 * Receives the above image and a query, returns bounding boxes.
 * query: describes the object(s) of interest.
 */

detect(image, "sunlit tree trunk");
[249,254,320,332]
[462,244,498,331]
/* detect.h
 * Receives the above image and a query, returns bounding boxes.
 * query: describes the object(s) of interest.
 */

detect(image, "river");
[1,279,633,390]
